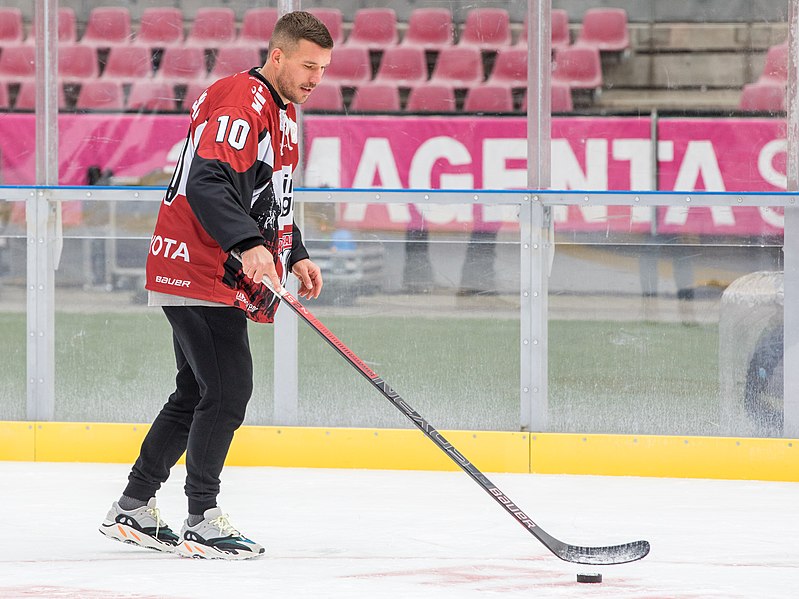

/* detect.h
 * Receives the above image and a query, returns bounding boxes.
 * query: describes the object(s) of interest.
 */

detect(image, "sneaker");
[177,507,264,560]
[99,497,179,552]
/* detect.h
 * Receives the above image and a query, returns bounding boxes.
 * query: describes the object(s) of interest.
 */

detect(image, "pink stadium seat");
[307,8,344,45]
[374,46,427,87]
[239,8,278,48]
[552,45,602,90]
[323,46,371,87]
[59,45,100,81]
[27,7,77,44]
[0,83,9,109]
[464,84,514,113]
[0,45,36,82]
[185,8,236,48]
[127,80,179,112]
[157,47,207,82]
[349,82,401,112]
[183,81,209,110]
[210,46,260,79]
[300,82,343,112]
[400,8,454,51]
[488,47,527,87]
[76,80,125,110]
[429,46,484,88]
[81,7,132,47]
[134,8,184,48]
[14,80,67,110]
[551,81,574,112]
[0,8,24,43]
[739,80,786,112]
[459,8,512,52]
[761,42,789,82]
[346,8,399,50]
[576,8,630,53]
[517,9,570,50]
[102,45,152,81]
[405,84,456,112]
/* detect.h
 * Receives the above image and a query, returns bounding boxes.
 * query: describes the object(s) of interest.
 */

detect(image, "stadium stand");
[80,7,131,47]
[156,47,207,83]
[185,8,237,49]
[210,46,260,79]
[101,45,153,82]
[26,7,77,44]
[13,80,67,110]
[405,84,456,112]
[463,84,514,113]
[400,8,455,51]
[458,8,512,52]
[552,44,603,91]
[0,45,35,82]
[323,46,372,88]
[516,9,571,50]
[133,8,184,49]
[0,8,25,44]
[59,45,100,82]
[346,8,399,50]
[373,46,428,88]
[301,82,344,112]
[760,41,788,82]
[576,8,630,53]
[429,46,484,88]
[350,82,401,112]
[488,47,528,88]
[739,79,786,112]
[238,7,278,51]
[126,80,179,112]
[307,8,345,46]
[75,79,125,110]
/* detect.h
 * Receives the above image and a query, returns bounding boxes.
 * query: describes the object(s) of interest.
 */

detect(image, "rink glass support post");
[784,0,799,437]
[521,0,552,431]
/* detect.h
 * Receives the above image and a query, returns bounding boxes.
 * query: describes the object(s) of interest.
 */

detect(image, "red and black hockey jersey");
[145,68,309,322]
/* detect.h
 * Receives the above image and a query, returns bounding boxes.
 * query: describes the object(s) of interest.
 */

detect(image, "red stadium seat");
[0,8,24,43]
[59,45,100,82]
[300,82,343,112]
[552,45,602,90]
[27,7,77,44]
[405,84,456,112]
[134,8,184,48]
[459,8,512,52]
[323,46,371,87]
[400,8,454,51]
[14,80,67,110]
[81,7,132,47]
[346,8,398,50]
[464,84,514,113]
[429,46,484,88]
[551,81,574,112]
[576,8,630,53]
[0,45,36,82]
[127,80,179,112]
[185,8,236,48]
[210,47,260,79]
[516,9,570,50]
[156,47,207,82]
[349,82,401,112]
[76,80,125,111]
[307,8,344,45]
[761,42,789,82]
[488,47,527,87]
[374,46,427,87]
[102,46,153,81]
[739,80,786,112]
[239,8,278,48]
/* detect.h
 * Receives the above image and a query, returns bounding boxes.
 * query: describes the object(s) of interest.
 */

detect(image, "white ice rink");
[3,461,797,598]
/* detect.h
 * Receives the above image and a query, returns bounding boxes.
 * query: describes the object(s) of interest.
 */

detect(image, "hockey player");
[100,12,333,560]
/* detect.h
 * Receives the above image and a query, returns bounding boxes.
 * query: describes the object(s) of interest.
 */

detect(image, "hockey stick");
[251,270,649,565]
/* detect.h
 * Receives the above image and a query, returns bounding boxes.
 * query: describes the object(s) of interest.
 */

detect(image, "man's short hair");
[268,11,334,54]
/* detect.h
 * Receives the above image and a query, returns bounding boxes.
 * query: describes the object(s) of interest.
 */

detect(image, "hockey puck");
[576,573,602,583]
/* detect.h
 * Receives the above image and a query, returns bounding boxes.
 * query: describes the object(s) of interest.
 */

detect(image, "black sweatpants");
[124,305,253,515]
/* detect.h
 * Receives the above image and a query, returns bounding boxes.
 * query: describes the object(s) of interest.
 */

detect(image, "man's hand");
[240,245,281,292]
[292,258,323,299]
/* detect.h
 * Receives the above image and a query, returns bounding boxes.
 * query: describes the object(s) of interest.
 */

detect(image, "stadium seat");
[374,46,427,87]
[300,82,344,112]
[551,81,574,112]
[14,80,67,110]
[0,45,36,82]
[210,47,260,79]
[185,8,236,49]
[183,81,209,110]
[463,84,514,113]
[346,8,399,50]
[307,8,344,45]
[0,83,9,110]
[551,45,602,90]
[134,8,184,48]
[516,9,571,50]
[739,80,786,112]
[59,45,100,82]
[405,84,456,112]
[488,47,527,87]
[400,8,454,51]
[75,80,125,111]
[27,7,77,44]
[0,8,24,43]
[429,46,484,87]
[126,80,179,112]
[81,7,132,47]
[323,46,371,87]
[349,82,401,112]
[458,8,512,52]
[576,8,630,53]
[239,7,278,48]
[102,45,153,81]
[156,47,207,82]
[760,42,789,82]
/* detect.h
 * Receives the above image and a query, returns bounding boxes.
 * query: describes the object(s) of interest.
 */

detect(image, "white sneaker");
[177,507,264,560]
[99,497,179,552]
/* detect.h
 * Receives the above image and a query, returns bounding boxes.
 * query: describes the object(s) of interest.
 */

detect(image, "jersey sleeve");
[288,220,310,268]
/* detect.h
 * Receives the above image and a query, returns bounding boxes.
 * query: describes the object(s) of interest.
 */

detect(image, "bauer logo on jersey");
[150,235,190,262]
[155,275,191,288]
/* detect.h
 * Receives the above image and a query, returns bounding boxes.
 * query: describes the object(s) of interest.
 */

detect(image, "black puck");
[576,573,602,583]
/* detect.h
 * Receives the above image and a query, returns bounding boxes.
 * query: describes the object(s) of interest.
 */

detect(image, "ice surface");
[3,462,797,598]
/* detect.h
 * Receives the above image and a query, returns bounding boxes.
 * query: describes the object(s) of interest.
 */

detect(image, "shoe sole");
[176,540,264,560]
[99,523,178,553]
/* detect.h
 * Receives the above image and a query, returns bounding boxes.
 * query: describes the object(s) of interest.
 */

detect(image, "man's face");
[273,39,332,105]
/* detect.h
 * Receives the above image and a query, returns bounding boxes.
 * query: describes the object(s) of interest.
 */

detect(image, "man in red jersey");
[100,12,333,560]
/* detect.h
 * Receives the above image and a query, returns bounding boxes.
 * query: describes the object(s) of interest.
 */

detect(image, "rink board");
[0,421,796,482]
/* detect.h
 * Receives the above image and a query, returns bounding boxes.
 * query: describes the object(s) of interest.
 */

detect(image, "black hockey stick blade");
[260,277,650,565]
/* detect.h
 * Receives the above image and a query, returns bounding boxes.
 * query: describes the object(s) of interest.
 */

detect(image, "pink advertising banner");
[0,113,787,235]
